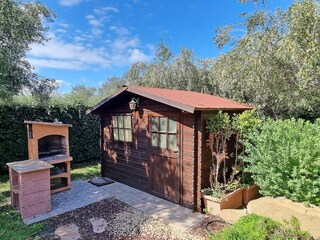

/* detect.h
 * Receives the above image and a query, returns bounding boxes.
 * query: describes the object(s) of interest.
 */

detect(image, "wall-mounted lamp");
[129,97,140,111]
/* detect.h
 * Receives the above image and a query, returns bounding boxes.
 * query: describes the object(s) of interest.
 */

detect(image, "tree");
[31,77,58,104]
[66,85,97,106]
[211,0,320,119]
[98,76,126,98]
[0,0,55,101]
[124,42,216,93]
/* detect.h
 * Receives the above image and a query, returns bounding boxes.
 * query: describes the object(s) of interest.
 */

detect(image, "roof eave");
[194,106,254,111]
[86,87,128,115]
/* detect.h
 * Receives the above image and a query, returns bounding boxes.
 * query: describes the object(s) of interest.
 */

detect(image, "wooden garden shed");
[87,85,252,211]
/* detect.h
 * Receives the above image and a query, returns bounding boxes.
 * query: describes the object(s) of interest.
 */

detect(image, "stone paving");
[24,180,204,230]
[24,180,112,225]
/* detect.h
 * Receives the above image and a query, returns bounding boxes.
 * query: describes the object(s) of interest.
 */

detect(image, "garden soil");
[247,196,320,239]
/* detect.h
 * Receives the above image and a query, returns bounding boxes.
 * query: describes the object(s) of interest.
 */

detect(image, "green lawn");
[0,161,101,240]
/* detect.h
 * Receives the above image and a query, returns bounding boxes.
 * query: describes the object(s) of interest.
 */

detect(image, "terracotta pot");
[242,184,261,205]
[202,187,244,215]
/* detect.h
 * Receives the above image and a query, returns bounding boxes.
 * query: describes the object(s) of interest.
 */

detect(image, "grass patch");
[0,160,101,239]
[0,175,43,240]
[0,175,10,206]
[71,161,101,181]
[0,205,43,240]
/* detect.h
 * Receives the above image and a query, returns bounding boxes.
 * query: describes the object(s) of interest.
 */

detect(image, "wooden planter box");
[202,187,244,215]
[242,184,261,205]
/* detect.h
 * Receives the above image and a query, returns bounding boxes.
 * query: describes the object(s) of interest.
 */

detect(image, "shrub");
[0,104,100,173]
[243,118,320,205]
[210,214,311,240]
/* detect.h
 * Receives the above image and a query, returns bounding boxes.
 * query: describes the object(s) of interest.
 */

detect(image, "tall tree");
[98,76,126,98]
[0,0,56,101]
[212,0,320,119]
[124,42,215,93]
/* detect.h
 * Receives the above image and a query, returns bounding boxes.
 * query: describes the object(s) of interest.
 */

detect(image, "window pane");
[159,133,166,148]
[118,116,124,128]
[124,116,131,128]
[112,116,118,127]
[151,133,158,147]
[119,129,124,141]
[113,129,119,141]
[168,118,176,133]
[125,130,132,142]
[168,134,177,150]
[159,117,167,132]
[151,117,158,131]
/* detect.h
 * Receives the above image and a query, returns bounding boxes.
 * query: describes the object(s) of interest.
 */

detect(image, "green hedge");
[0,104,100,173]
[243,118,320,206]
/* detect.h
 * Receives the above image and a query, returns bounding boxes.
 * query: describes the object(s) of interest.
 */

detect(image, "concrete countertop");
[6,159,53,173]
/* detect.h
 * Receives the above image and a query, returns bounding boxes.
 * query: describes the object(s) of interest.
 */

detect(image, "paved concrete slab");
[55,223,81,240]
[24,180,112,224]
[24,180,204,230]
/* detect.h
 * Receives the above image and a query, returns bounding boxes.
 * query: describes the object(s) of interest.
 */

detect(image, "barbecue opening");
[38,135,67,159]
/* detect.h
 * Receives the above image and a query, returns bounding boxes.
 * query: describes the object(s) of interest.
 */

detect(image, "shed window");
[112,115,132,142]
[151,116,177,150]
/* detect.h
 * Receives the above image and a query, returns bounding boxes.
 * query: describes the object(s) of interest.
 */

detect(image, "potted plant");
[231,110,262,205]
[202,111,244,215]
[202,184,244,216]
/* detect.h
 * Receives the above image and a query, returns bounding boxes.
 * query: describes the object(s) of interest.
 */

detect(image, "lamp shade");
[129,99,137,110]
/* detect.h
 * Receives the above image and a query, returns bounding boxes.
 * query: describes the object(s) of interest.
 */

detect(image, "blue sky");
[27,0,292,93]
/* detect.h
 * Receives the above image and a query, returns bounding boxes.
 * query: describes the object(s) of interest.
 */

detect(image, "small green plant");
[210,214,311,240]
[202,183,227,198]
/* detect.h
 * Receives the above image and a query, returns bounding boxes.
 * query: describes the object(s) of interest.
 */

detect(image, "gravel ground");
[39,197,227,240]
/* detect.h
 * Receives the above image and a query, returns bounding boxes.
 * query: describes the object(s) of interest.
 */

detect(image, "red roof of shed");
[88,86,253,114]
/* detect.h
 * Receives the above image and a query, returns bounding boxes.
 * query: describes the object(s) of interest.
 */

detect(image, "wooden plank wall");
[180,112,195,209]
[100,94,195,208]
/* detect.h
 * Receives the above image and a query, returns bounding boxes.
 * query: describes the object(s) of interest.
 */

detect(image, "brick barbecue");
[6,121,73,220]
[25,121,73,193]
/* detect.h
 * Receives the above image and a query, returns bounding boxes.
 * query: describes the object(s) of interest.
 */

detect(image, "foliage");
[243,118,320,205]
[124,43,216,94]
[0,104,100,173]
[210,214,311,240]
[207,111,240,194]
[211,0,320,119]
[232,109,262,140]
[0,0,56,101]
[30,77,58,105]
[98,76,127,99]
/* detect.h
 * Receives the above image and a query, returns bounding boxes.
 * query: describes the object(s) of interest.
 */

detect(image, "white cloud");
[55,79,72,93]
[59,0,82,7]
[28,23,153,70]
[128,49,151,63]
[29,58,86,70]
[109,26,130,36]
[29,36,111,70]
[55,29,67,34]
[112,36,140,50]
[94,6,119,15]
[56,79,71,87]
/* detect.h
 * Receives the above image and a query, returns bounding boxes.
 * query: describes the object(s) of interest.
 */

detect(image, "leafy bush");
[0,104,100,173]
[210,214,311,240]
[243,118,320,205]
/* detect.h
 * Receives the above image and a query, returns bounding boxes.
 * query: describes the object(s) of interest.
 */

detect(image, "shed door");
[149,113,180,203]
